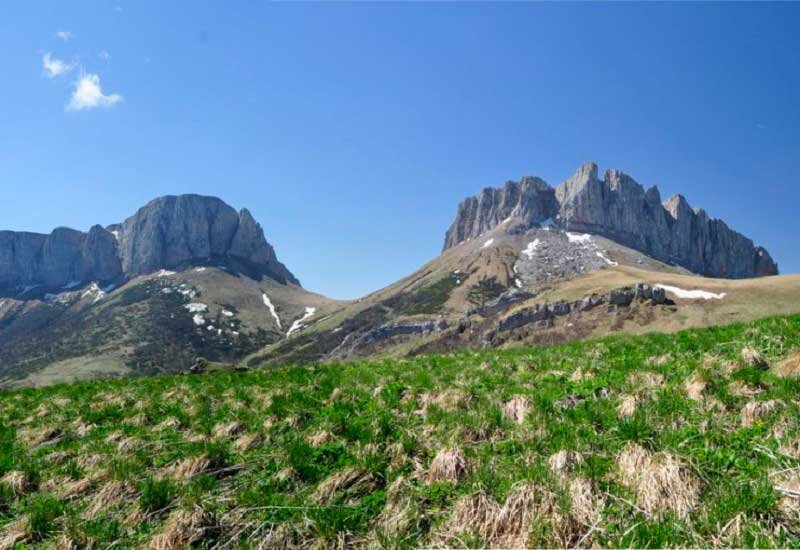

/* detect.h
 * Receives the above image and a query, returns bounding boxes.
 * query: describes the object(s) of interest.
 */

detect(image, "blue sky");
[1,2,798,299]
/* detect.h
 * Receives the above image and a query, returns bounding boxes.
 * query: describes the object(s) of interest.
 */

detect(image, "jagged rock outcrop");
[444,177,557,248]
[497,283,667,332]
[116,195,298,284]
[0,194,298,293]
[0,225,122,290]
[443,162,778,279]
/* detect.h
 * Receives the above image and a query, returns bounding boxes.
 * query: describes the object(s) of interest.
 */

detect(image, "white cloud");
[67,73,123,111]
[98,50,111,61]
[55,30,73,41]
[42,52,73,78]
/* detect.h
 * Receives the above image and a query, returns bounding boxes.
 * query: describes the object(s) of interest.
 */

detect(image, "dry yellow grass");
[741,346,769,369]
[0,471,29,497]
[149,507,212,550]
[314,467,379,505]
[502,395,531,425]
[683,372,707,401]
[84,481,136,519]
[775,353,800,378]
[162,456,211,480]
[616,443,699,519]
[741,399,784,427]
[426,448,469,484]
[548,450,584,478]
[617,394,638,418]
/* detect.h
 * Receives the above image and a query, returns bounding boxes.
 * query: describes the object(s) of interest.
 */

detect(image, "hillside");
[3,314,800,547]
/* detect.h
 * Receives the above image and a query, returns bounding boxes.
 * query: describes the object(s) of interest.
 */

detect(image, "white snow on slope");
[193,314,205,326]
[185,303,208,313]
[515,278,523,288]
[596,251,618,266]
[262,293,282,329]
[156,269,176,277]
[522,239,541,259]
[111,230,120,242]
[287,306,317,337]
[194,267,206,272]
[81,283,106,303]
[566,232,592,244]
[655,284,726,300]
[222,310,234,317]
[482,238,494,249]
[63,280,82,290]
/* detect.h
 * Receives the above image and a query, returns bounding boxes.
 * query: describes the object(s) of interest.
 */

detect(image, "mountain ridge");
[0,194,298,296]
[443,162,777,279]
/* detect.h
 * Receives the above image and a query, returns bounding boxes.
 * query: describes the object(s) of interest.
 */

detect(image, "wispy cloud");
[55,30,73,41]
[42,52,73,78]
[67,73,123,111]
[98,50,111,61]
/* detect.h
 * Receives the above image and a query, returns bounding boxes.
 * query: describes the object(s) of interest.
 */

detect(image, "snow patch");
[595,251,618,266]
[221,310,234,317]
[522,239,541,259]
[81,283,106,303]
[566,232,592,244]
[262,293,282,329]
[655,284,726,300]
[194,267,207,272]
[111,230,120,242]
[156,269,176,277]
[481,238,494,249]
[515,278,523,288]
[193,314,205,326]
[185,303,208,313]
[63,280,82,290]
[286,306,317,337]
[162,288,174,294]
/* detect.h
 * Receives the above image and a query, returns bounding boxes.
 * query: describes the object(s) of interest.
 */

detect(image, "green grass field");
[2,314,800,548]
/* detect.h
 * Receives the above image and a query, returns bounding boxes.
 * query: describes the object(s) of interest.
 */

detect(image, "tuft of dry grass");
[314,467,379,505]
[548,450,583,478]
[233,433,262,453]
[645,354,672,367]
[443,482,551,548]
[616,443,699,518]
[502,395,531,425]
[741,346,768,369]
[683,372,707,401]
[775,353,800,378]
[426,448,469,484]
[0,471,30,497]
[149,507,213,550]
[0,518,29,550]
[617,394,638,418]
[212,421,244,439]
[741,399,784,428]
[628,371,664,389]
[162,456,211,480]
[154,417,182,431]
[306,429,335,447]
[84,481,137,519]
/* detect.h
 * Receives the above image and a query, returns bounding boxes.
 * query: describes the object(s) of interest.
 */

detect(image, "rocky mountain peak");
[443,162,778,279]
[0,194,298,294]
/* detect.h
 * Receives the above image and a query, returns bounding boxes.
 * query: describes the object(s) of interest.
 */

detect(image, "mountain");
[253,162,792,367]
[0,195,335,388]
[0,165,794,388]
[0,194,297,295]
[444,162,777,279]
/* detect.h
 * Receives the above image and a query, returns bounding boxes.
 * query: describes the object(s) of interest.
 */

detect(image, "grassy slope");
[2,315,800,547]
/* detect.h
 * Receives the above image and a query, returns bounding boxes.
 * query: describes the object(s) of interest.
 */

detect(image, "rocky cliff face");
[443,162,778,279]
[0,194,298,293]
